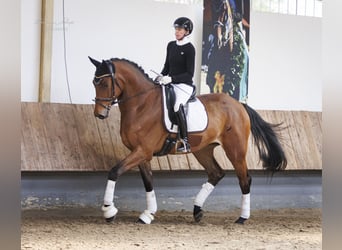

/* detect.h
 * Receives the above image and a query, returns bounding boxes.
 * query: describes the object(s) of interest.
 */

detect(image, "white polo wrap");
[146,190,157,214]
[104,180,116,205]
[240,193,250,219]
[138,190,157,224]
[102,204,118,219]
[194,182,215,207]
[139,210,155,224]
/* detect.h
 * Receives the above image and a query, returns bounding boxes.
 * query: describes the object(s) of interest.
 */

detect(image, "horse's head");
[89,57,122,119]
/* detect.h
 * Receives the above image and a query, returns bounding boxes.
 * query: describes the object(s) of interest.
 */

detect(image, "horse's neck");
[115,62,161,118]
[118,76,160,115]
[121,77,154,100]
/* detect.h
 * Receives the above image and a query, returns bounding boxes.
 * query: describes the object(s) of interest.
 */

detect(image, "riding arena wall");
[21,102,322,172]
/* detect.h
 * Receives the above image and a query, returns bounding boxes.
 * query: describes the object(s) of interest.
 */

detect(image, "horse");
[88,56,287,225]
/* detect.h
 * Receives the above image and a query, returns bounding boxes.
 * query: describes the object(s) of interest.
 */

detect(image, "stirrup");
[176,139,191,153]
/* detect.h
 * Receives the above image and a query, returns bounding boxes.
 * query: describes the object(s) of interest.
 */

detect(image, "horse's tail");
[243,104,287,172]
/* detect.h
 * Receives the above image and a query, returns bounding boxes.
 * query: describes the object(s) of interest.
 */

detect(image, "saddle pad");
[162,85,208,133]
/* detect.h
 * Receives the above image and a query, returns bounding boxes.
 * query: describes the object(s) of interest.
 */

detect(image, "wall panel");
[21,102,322,171]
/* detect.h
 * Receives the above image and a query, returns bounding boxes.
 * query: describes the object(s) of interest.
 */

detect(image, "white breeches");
[172,83,194,112]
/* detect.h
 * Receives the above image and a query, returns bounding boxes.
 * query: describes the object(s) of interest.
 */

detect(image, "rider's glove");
[160,76,172,85]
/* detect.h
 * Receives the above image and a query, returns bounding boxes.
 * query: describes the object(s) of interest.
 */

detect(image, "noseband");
[92,59,122,110]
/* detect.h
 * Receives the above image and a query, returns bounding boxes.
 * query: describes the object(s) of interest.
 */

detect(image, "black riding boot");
[175,104,190,153]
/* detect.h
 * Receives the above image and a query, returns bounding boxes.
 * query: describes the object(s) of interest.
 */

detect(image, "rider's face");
[174,27,188,41]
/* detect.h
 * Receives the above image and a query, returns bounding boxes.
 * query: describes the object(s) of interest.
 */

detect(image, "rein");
[112,86,160,105]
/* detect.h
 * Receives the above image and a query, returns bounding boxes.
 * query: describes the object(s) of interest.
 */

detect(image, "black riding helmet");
[173,17,193,35]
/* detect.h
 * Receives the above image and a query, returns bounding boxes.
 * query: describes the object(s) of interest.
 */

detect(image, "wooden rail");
[21,102,322,171]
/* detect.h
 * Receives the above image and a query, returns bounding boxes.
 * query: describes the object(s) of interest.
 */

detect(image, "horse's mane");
[111,58,154,83]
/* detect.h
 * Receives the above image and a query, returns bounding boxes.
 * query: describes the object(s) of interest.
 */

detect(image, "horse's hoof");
[235,217,247,224]
[193,205,203,222]
[193,210,203,222]
[138,210,154,224]
[105,216,115,223]
[102,204,118,222]
[194,211,203,222]
[136,218,146,224]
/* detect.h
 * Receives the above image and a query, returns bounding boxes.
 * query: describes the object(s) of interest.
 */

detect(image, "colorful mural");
[201,0,250,103]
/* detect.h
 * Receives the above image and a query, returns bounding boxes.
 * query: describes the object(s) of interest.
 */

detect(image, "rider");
[157,17,196,153]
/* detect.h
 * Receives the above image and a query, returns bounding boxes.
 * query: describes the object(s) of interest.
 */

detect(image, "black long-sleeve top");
[161,41,195,85]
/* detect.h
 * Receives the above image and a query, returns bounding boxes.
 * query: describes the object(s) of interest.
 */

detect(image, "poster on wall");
[201,0,250,103]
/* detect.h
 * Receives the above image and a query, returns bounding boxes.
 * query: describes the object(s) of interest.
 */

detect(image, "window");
[153,0,202,4]
[154,0,322,17]
[252,0,322,17]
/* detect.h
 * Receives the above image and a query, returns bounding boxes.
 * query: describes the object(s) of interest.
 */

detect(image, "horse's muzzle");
[95,113,107,119]
[94,109,109,119]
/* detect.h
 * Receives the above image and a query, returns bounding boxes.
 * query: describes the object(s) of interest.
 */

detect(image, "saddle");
[161,85,208,134]
[164,84,196,128]
[154,85,208,156]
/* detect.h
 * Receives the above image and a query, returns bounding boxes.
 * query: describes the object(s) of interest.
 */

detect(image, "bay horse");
[88,57,287,224]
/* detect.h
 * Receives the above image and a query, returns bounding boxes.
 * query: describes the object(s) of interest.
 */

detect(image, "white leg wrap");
[102,204,118,219]
[240,193,250,219]
[139,190,157,224]
[146,190,157,214]
[194,182,215,207]
[103,180,116,205]
[139,210,155,224]
[103,180,118,219]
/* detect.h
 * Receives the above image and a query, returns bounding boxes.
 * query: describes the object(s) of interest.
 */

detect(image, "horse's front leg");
[102,149,146,222]
[137,162,157,224]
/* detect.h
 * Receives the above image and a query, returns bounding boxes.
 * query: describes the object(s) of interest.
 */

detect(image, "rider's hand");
[160,76,172,85]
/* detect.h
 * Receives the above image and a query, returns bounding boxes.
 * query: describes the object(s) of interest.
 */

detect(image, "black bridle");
[92,59,160,111]
[92,59,122,110]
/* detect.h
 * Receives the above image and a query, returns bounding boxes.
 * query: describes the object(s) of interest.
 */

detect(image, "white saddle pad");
[162,85,208,133]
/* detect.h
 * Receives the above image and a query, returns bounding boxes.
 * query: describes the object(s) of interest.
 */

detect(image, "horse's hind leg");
[233,160,252,224]
[192,143,225,222]
[221,135,252,224]
[137,162,157,224]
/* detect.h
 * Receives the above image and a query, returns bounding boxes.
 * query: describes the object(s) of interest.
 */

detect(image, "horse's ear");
[88,56,101,67]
